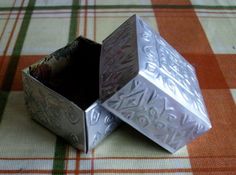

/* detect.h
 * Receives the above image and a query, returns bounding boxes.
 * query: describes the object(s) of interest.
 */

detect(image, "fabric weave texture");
[0,0,235,174]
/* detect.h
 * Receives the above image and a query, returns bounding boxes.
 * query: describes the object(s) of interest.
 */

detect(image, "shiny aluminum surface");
[100,15,212,153]
[85,101,120,149]
[22,36,120,152]
[23,71,86,150]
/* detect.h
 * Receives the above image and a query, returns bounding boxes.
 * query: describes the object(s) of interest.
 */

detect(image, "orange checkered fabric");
[0,0,235,174]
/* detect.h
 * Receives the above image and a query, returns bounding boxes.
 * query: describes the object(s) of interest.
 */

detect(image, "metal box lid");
[99,15,212,153]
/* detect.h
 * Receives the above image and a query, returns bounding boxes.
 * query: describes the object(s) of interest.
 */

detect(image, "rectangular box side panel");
[22,71,86,151]
[85,101,121,150]
[99,15,139,102]
[102,74,210,153]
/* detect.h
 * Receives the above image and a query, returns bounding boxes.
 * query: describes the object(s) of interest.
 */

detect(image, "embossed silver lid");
[99,15,212,153]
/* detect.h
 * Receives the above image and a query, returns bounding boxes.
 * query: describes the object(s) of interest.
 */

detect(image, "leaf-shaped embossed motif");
[104,114,114,125]
[105,123,117,135]
[92,132,101,146]
[90,108,101,125]
[67,106,80,124]
[69,133,80,146]
[121,110,135,120]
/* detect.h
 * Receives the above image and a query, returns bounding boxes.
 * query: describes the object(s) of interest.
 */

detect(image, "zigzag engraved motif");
[106,78,206,151]
[137,17,207,119]
[100,16,138,101]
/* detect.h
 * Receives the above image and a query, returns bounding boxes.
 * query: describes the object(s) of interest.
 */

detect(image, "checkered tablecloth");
[0,0,236,174]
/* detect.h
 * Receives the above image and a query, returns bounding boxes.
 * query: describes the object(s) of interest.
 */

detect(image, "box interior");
[29,37,101,110]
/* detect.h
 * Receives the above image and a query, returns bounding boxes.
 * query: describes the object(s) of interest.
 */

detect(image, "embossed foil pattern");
[22,72,86,150]
[86,103,121,149]
[100,15,212,153]
[136,18,209,124]
[99,17,139,101]
[22,36,120,152]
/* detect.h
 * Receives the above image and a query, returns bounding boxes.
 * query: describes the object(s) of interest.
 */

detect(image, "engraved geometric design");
[118,90,145,110]
[85,103,121,150]
[137,18,209,123]
[22,71,86,151]
[99,16,139,101]
[22,36,120,152]
[100,15,212,153]
[90,108,101,125]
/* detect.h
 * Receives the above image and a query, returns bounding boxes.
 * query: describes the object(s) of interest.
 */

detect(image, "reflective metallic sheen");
[100,15,212,153]
[22,36,120,152]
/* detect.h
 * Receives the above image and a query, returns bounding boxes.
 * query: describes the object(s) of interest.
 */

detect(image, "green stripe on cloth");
[1,4,236,11]
[0,0,36,122]
[69,0,80,42]
[52,138,67,175]
[52,0,80,174]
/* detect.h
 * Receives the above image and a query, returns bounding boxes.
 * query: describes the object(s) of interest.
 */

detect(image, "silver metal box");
[99,15,212,153]
[22,36,120,152]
